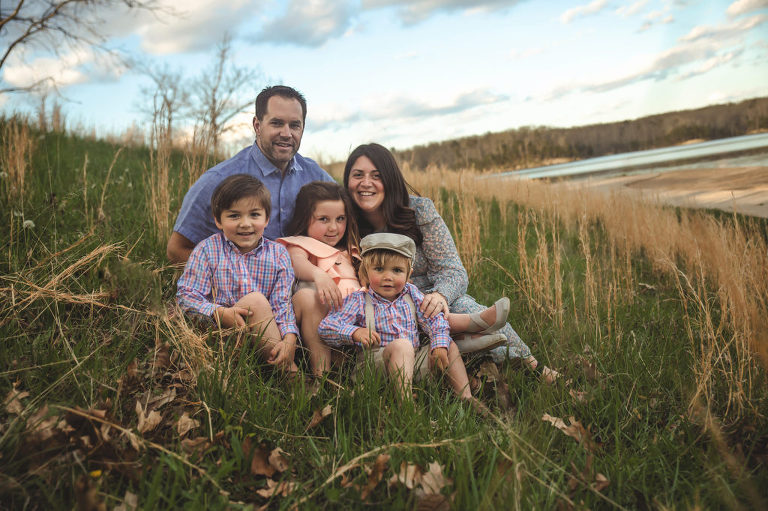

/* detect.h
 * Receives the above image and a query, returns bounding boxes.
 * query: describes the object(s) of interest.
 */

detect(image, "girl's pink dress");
[277,236,362,298]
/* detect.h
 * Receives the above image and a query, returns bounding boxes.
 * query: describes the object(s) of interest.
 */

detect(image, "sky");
[1,0,767,162]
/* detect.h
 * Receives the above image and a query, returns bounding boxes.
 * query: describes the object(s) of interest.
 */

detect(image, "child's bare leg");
[447,304,499,333]
[236,292,297,372]
[382,338,415,400]
[293,288,331,376]
[442,342,472,399]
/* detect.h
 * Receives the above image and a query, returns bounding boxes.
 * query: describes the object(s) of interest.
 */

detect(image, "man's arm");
[167,232,196,264]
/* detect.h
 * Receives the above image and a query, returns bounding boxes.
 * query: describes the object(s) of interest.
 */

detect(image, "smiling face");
[214,196,269,254]
[253,95,304,172]
[346,155,385,215]
[362,252,411,301]
[307,200,347,248]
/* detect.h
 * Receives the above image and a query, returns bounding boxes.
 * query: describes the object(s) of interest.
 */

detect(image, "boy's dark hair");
[211,174,271,221]
[286,181,360,256]
[255,85,307,121]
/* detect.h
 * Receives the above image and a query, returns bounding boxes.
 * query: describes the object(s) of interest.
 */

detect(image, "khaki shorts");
[356,343,431,382]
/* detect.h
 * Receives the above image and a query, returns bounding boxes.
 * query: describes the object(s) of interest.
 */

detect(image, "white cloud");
[616,0,648,18]
[251,0,356,47]
[362,0,524,25]
[560,0,609,24]
[727,0,768,17]
[2,47,126,93]
[680,13,767,42]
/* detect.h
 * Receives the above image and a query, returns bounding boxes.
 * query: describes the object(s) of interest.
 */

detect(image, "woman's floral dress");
[409,196,531,361]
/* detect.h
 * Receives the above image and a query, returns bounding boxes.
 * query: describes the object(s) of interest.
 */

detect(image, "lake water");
[493,132,768,180]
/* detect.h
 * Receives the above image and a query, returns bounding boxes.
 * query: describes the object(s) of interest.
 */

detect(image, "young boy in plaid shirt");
[318,233,472,400]
[177,174,298,372]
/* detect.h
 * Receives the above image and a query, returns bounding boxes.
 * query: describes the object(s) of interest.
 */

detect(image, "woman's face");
[347,156,385,214]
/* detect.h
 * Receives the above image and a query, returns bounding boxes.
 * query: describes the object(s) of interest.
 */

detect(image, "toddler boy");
[318,233,472,400]
[176,174,298,371]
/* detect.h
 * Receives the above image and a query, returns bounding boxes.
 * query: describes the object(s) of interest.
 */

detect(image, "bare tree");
[138,64,187,143]
[0,0,160,93]
[188,34,261,153]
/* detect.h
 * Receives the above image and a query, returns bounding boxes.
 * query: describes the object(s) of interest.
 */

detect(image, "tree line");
[394,97,768,171]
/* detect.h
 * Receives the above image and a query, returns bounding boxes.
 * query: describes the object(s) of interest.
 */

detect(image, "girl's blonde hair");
[285,181,361,257]
[358,250,412,287]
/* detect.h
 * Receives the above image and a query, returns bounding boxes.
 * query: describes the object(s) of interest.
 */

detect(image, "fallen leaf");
[176,412,200,437]
[360,453,390,500]
[180,436,211,456]
[255,478,297,498]
[250,443,276,478]
[5,388,29,415]
[415,492,451,511]
[135,401,162,434]
[420,461,452,494]
[125,431,142,452]
[569,389,589,403]
[99,422,112,443]
[389,461,422,490]
[153,342,171,374]
[26,405,58,441]
[593,473,610,492]
[476,361,501,382]
[113,490,138,511]
[268,447,289,473]
[307,404,332,430]
[148,388,177,410]
[542,414,598,452]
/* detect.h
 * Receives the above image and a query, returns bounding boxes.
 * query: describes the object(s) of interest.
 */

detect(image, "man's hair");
[358,250,411,287]
[211,174,271,221]
[286,181,360,256]
[255,85,307,121]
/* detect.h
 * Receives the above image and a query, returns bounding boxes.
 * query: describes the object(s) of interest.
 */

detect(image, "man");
[166,85,335,263]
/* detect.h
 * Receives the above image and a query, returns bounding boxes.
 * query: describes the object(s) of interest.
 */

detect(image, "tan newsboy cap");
[360,233,416,262]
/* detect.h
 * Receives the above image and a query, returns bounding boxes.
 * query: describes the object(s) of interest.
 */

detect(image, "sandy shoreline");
[569,166,768,219]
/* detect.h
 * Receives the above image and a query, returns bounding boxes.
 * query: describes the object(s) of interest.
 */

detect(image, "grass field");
[1,117,767,510]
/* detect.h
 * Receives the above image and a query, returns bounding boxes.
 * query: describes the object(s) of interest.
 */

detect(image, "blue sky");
[2,0,767,161]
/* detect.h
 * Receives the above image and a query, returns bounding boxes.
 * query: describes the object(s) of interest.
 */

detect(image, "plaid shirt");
[176,233,298,337]
[318,283,451,351]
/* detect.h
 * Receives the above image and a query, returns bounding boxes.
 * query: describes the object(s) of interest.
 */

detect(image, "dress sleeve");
[413,197,469,305]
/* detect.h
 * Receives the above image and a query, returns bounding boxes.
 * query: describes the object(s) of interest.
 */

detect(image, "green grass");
[1,120,767,509]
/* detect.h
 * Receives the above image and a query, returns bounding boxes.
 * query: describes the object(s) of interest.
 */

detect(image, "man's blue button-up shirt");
[173,143,335,243]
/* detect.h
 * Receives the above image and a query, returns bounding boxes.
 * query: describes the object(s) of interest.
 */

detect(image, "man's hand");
[352,328,381,349]
[420,292,449,318]
[214,306,252,328]
[314,273,343,311]
[429,347,449,372]
[269,334,297,369]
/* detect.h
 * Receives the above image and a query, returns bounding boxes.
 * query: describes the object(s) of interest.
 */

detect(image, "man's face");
[253,96,304,172]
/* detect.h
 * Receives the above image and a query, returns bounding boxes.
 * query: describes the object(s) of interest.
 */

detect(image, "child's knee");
[384,338,415,363]
[237,292,269,309]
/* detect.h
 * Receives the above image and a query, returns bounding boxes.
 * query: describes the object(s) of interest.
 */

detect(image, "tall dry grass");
[1,119,33,206]
[144,114,173,245]
[404,165,767,423]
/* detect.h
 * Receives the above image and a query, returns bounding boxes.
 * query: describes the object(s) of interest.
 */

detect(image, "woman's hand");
[420,292,449,318]
[314,273,343,311]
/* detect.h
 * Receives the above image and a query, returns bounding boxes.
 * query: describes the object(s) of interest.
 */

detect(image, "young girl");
[279,181,511,377]
[278,181,362,376]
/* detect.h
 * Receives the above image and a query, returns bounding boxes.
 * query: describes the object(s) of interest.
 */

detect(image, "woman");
[343,143,558,382]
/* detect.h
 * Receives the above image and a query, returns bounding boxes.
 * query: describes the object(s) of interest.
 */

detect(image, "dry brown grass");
[1,119,33,206]
[403,165,768,422]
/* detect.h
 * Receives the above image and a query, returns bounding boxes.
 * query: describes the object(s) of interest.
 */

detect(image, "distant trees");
[395,97,768,171]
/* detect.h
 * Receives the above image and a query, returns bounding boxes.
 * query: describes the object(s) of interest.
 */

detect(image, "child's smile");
[215,197,269,253]
[307,200,347,248]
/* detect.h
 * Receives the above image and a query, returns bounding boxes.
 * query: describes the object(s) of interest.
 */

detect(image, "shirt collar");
[222,233,264,256]
[366,286,407,304]
[250,142,302,177]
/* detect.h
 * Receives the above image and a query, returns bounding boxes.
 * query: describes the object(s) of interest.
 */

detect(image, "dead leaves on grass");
[389,460,453,509]
[542,413,599,452]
